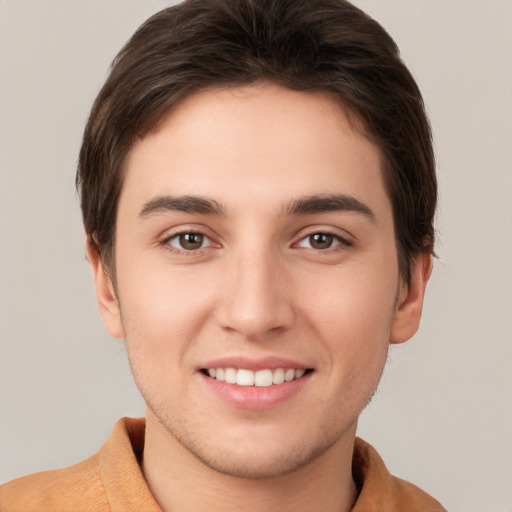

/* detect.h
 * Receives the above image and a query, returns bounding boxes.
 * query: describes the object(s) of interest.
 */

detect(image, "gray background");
[1,1,511,511]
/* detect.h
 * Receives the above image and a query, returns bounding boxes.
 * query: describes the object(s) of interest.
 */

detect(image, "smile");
[203,368,310,387]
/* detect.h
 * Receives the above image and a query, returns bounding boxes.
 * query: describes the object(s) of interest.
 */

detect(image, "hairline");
[96,81,414,286]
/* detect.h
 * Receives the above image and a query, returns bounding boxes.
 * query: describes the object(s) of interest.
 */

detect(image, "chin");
[181,437,337,479]
[154,408,350,480]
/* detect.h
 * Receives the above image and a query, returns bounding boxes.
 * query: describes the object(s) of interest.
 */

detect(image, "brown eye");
[309,233,334,249]
[167,232,212,251]
[296,232,346,251]
[179,233,204,250]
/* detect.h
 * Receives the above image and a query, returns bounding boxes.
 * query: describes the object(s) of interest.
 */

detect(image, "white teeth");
[236,369,255,386]
[206,367,308,386]
[272,368,285,385]
[225,367,237,384]
[284,369,295,382]
[254,369,273,387]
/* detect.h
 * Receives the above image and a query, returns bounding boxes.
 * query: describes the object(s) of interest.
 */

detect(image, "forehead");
[121,83,389,217]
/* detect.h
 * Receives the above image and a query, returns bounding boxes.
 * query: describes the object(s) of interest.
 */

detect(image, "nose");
[215,248,294,340]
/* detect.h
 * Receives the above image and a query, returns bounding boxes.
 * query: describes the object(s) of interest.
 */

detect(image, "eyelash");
[161,230,215,255]
[294,231,352,252]
[160,229,352,256]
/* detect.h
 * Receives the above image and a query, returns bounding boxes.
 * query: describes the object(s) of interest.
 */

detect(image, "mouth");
[201,367,313,387]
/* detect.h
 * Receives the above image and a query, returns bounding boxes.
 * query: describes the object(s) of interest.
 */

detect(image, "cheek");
[303,263,397,324]
[116,260,220,362]
[305,275,394,415]
[300,265,398,363]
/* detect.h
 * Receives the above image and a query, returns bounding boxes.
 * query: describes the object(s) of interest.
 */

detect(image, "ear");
[390,253,432,344]
[85,237,124,339]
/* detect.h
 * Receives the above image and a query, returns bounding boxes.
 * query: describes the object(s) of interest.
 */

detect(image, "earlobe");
[85,237,125,339]
[390,253,432,345]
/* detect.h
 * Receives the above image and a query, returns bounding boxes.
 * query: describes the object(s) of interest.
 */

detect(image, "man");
[0,0,446,510]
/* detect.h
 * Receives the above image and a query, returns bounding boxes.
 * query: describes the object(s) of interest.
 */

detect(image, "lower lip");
[200,372,313,410]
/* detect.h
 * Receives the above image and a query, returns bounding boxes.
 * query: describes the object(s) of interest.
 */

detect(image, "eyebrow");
[139,195,226,218]
[284,194,375,220]
[139,193,374,220]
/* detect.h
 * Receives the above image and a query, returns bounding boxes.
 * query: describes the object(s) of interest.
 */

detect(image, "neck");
[141,409,358,512]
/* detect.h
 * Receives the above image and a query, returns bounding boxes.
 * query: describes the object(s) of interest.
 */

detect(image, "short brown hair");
[77,0,436,283]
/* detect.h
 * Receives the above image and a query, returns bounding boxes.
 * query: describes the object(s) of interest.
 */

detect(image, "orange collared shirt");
[0,418,446,512]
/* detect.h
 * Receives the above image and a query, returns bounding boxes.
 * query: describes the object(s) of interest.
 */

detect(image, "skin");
[88,83,431,512]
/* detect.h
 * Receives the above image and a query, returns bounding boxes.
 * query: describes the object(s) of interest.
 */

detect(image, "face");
[89,83,429,479]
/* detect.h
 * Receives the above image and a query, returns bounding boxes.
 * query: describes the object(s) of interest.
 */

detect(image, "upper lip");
[198,356,311,372]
